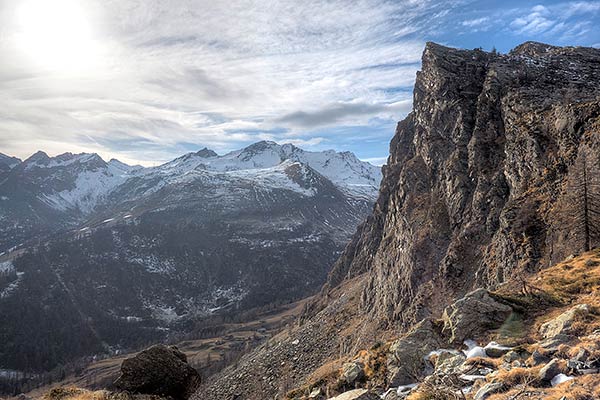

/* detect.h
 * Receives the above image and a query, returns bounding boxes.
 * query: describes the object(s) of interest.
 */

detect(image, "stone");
[387,319,445,385]
[503,350,520,363]
[327,389,380,400]
[530,349,550,366]
[550,373,574,387]
[309,387,323,399]
[114,345,201,400]
[442,289,513,344]
[574,348,590,362]
[539,305,590,339]
[434,351,466,375]
[473,382,505,400]
[484,342,512,358]
[340,362,365,385]
[538,335,575,352]
[539,359,562,382]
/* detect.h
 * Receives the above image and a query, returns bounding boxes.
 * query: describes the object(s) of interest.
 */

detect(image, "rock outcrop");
[330,41,600,331]
[114,345,201,400]
[442,289,513,344]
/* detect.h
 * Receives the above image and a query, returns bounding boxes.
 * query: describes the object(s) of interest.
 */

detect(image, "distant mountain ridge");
[0,141,381,253]
[0,141,382,375]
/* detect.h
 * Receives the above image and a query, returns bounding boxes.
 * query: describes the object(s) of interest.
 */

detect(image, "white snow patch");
[465,346,486,359]
[551,373,574,386]
[0,261,14,274]
[151,305,180,323]
[0,271,24,299]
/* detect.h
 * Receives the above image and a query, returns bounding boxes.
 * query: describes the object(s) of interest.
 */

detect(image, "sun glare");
[16,0,100,72]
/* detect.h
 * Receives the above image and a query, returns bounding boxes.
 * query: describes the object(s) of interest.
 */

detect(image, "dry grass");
[44,388,108,400]
[494,250,600,342]
[405,382,464,400]
[487,375,600,400]
[490,366,544,387]
[463,356,502,369]
[357,342,390,386]
[286,358,343,399]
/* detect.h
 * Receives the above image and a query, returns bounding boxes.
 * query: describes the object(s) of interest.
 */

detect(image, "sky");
[0,0,599,166]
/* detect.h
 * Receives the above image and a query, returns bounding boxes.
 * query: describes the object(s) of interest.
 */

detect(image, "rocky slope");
[0,142,381,376]
[193,41,600,399]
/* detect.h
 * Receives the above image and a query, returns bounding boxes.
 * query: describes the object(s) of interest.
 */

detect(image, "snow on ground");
[39,157,138,213]
[0,261,14,274]
[0,271,25,299]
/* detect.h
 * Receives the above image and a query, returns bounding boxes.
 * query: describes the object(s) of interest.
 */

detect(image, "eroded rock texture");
[330,41,600,329]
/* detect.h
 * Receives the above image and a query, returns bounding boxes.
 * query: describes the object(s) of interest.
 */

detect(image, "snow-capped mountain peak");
[152,141,382,199]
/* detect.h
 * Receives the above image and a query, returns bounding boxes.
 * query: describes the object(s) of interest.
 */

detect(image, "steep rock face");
[195,41,600,399]
[330,41,600,329]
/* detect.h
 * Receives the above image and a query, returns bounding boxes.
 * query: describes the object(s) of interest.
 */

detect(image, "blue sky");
[0,0,599,165]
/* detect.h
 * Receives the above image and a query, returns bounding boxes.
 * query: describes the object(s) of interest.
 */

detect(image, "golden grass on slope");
[486,374,600,400]
[463,356,502,369]
[493,249,600,340]
[44,387,108,400]
[405,382,463,400]
[490,365,546,387]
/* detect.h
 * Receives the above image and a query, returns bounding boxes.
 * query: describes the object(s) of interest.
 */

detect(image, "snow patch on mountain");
[155,141,382,199]
[11,142,381,215]
[0,271,24,299]
[0,261,14,274]
[39,164,133,213]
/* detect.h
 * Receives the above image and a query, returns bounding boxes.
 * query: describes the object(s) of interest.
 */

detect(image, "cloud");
[461,17,489,28]
[361,156,388,166]
[1,0,599,164]
[508,2,600,39]
[275,100,412,128]
[1,0,440,163]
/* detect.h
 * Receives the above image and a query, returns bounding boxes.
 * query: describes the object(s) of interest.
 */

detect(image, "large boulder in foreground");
[114,345,201,400]
[387,318,445,386]
[442,289,512,344]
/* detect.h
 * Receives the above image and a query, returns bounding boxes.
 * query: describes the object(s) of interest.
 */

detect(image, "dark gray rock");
[114,345,201,400]
[539,359,562,382]
[530,349,550,366]
[474,382,505,400]
[387,319,445,385]
[442,289,513,344]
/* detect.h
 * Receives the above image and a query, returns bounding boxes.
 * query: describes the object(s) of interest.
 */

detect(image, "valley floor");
[11,298,308,400]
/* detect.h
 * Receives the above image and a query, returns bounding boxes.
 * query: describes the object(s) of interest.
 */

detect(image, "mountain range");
[0,141,381,373]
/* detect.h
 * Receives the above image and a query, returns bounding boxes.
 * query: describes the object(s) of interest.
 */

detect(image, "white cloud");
[461,17,489,27]
[0,0,441,163]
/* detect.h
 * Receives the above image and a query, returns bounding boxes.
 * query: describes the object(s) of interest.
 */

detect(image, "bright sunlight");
[16,0,100,72]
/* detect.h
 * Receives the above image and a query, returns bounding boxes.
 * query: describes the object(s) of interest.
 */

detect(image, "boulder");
[539,359,562,382]
[484,342,511,358]
[114,345,201,400]
[539,304,589,339]
[442,289,513,344]
[387,319,445,385]
[538,334,575,352]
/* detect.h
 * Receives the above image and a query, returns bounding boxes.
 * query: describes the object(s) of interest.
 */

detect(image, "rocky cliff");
[329,41,600,329]
[194,41,600,400]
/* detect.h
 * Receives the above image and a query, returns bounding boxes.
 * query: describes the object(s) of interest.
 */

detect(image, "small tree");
[564,147,600,252]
